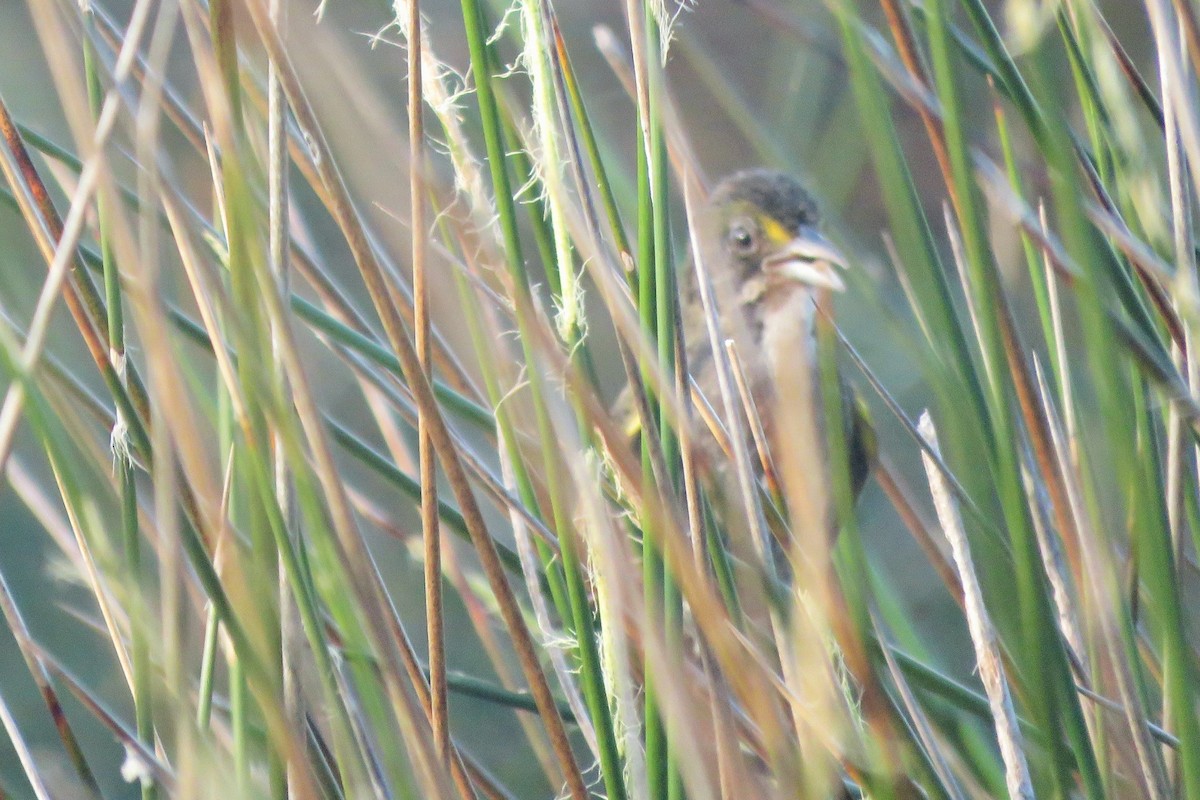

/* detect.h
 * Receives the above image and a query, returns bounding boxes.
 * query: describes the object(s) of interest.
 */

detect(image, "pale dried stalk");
[1023,359,1087,672]
[264,0,304,790]
[501,438,601,765]
[0,692,54,800]
[1032,369,1171,798]
[918,412,1033,800]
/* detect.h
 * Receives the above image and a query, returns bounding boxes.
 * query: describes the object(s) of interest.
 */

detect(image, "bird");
[672,168,875,502]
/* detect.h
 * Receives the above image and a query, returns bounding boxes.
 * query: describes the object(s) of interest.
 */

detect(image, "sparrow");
[677,168,874,500]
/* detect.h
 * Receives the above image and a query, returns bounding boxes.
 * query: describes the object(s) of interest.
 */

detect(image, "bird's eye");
[728,222,756,254]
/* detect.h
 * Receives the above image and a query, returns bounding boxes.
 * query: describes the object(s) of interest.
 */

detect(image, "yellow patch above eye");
[757,215,793,246]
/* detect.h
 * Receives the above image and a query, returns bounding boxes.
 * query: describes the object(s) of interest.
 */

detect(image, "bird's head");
[703,169,847,309]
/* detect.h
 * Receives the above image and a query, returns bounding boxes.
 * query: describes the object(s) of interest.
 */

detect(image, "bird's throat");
[759,288,819,377]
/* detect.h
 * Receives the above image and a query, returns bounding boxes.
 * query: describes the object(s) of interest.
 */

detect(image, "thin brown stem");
[407,0,452,781]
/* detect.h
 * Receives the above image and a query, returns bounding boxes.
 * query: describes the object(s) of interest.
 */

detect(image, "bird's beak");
[764,231,848,292]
